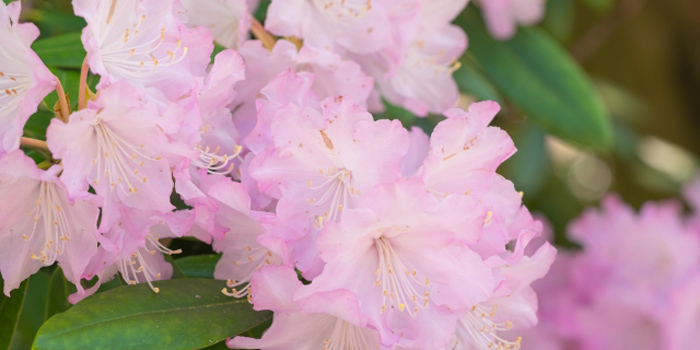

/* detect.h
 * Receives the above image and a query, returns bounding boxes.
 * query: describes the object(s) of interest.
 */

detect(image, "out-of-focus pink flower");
[47,80,196,230]
[0,1,56,154]
[480,0,545,40]
[0,150,99,297]
[180,0,251,49]
[74,0,213,100]
[525,194,700,349]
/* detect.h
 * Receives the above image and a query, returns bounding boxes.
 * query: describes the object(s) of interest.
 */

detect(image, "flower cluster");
[0,0,553,349]
[518,188,700,350]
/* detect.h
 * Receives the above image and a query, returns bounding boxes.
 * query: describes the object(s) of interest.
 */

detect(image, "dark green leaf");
[13,272,49,350]
[454,56,503,103]
[0,278,28,350]
[501,125,550,197]
[33,279,272,350]
[45,268,76,321]
[542,0,575,42]
[458,7,613,150]
[165,255,187,279]
[175,254,221,279]
[582,0,615,13]
[32,33,86,69]
[24,10,86,37]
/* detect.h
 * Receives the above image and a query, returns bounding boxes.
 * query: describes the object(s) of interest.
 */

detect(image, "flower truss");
[0,0,554,349]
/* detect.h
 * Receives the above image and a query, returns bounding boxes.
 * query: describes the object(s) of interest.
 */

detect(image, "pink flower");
[0,1,56,153]
[46,80,196,230]
[249,95,409,278]
[480,0,546,40]
[232,40,373,139]
[74,0,213,100]
[228,265,384,349]
[180,0,251,49]
[296,178,494,347]
[265,0,393,55]
[0,150,99,296]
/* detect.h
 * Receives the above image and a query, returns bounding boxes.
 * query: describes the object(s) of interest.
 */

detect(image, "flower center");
[25,182,71,265]
[222,245,283,298]
[458,303,522,350]
[92,120,161,195]
[99,11,188,80]
[307,168,357,228]
[374,236,430,316]
[323,318,374,350]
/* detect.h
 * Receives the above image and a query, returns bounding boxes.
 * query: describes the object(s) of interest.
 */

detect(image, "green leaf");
[501,125,550,197]
[175,255,221,279]
[33,279,272,350]
[542,0,575,42]
[582,0,615,13]
[45,268,76,321]
[24,10,86,37]
[32,33,86,69]
[454,56,503,103]
[458,7,613,150]
[165,255,187,279]
[0,278,28,350]
[13,272,50,350]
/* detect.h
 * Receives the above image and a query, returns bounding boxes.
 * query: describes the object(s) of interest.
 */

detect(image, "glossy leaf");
[13,273,49,350]
[32,33,86,69]
[454,56,503,103]
[175,254,221,279]
[33,278,272,350]
[165,255,186,279]
[25,10,86,37]
[0,279,28,350]
[45,268,76,321]
[458,7,613,150]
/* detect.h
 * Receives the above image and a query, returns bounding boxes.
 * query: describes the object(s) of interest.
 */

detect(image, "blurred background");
[487,0,700,245]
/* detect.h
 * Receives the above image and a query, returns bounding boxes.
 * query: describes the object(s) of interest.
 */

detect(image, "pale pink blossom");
[249,95,408,278]
[0,150,99,296]
[180,0,251,49]
[0,1,56,153]
[74,0,213,100]
[265,0,393,55]
[47,80,196,230]
[228,265,384,349]
[479,0,545,40]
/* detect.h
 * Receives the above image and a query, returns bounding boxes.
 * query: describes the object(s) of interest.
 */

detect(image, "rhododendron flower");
[524,195,700,349]
[232,40,373,139]
[480,0,545,40]
[296,178,494,347]
[74,0,213,100]
[265,0,393,55]
[0,150,99,296]
[229,265,384,349]
[0,1,56,153]
[47,80,195,230]
[250,95,409,277]
[180,0,251,49]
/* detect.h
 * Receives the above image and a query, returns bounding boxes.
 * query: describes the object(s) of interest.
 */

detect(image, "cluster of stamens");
[307,168,357,229]
[460,303,522,349]
[221,245,282,298]
[25,182,71,265]
[374,236,429,317]
[117,235,182,293]
[322,318,374,350]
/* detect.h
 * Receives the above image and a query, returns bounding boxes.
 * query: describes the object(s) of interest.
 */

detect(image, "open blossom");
[479,0,545,40]
[296,178,494,348]
[47,80,195,230]
[249,95,409,278]
[180,0,252,49]
[0,1,56,153]
[74,0,213,100]
[229,265,384,349]
[0,150,99,296]
[265,0,393,55]
[524,195,700,349]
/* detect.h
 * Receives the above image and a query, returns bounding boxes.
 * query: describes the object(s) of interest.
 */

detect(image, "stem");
[54,78,71,122]
[78,58,89,110]
[20,137,49,152]
[250,18,276,51]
